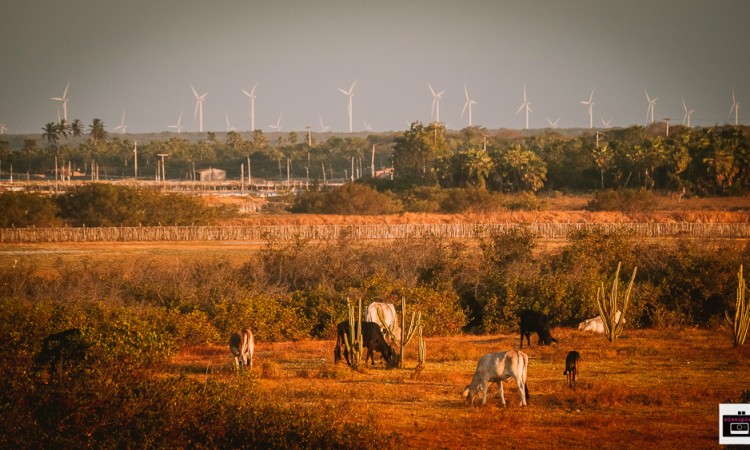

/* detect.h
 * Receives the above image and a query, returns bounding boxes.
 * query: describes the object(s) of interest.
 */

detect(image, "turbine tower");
[515,84,532,130]
[319,115,330,132]
[462,85,478,127]
[730,88,740,126]
[645,91,657,124]
[241,83,258,131]
[579,89,595,129]
[51,82,70,122]
[114,111,127,134]
[682,99,694,127]
[191,85,207,132]
[0,122,7,134]
[338,81,356,133]
[269,115,282,132]
[428,82,445,123]
[168,112,183,133]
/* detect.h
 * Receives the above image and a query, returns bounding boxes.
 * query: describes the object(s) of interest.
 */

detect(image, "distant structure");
[198,168,226,182]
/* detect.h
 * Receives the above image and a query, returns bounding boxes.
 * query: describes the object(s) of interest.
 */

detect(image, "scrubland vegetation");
[1,227,749,447]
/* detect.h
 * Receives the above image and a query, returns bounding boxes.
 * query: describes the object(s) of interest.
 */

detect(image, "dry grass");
[169,327,750,448]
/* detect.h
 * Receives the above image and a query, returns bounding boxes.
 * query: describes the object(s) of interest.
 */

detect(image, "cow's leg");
[498,381,507,407]
[519,329,524,349]
[481,381,489,406]
[517,379,526,406]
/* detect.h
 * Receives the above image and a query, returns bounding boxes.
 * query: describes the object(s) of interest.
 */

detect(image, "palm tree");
[463,148,494,189]
[42,122,59,147]
[57,118,70,140]
[70,119,85,138]
[89,118,107,143]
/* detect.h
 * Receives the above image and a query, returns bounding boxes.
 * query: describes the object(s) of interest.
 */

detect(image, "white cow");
[578,310,624,333]
[229,328,254,370]
[364,302,400,342]
[463,350,529,407]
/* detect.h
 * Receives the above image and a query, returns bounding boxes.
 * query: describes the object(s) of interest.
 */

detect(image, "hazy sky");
[2,0,749,134]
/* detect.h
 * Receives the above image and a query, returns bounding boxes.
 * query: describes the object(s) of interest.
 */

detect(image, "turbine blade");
[428,83,436,96]
[191,85,199,98]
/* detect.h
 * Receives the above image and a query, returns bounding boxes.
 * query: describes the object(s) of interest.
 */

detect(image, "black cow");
[334,321,397,367]
[33,328,89,371]
[518,309,558,348]
[563,350,581,388]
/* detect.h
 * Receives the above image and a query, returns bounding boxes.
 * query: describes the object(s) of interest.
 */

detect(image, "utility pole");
[157,153,169,182]
[134,141,138,179]
[371,145,375,178]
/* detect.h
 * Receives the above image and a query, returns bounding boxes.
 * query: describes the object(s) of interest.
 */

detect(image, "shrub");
[587,189,659,212]
[291,183,402,214]
[0,191,61,227]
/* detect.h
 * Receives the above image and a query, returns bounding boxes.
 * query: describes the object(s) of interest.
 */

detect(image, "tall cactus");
[379,296,422,369]
[595,262,637,343]
[343,298,364,369]
[727,265,750,347]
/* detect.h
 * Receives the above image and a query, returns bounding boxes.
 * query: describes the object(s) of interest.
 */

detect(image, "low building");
[197,168,226,182]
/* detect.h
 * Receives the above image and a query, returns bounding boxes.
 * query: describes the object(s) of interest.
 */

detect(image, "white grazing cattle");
[364,302,401,342]
[229,328,254,370]
[578,310,624,333]
[463,350,529,407]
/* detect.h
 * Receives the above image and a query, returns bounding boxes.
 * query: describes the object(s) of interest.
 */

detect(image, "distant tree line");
[1,119,749,196]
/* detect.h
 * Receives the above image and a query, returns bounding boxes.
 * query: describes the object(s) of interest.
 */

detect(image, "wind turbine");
[168,112,183,133]
[645,91,657,124]
[682,99,694,127]
[51,81,70,122]
[546,117,560,129]
[363,118,372,132]
[269,115,282,132]
[515,84,532,129]
[241,83,258,130]
[191,85,207,132]
[0,122,7,134]
[579,89,595,128]
[428,82,445,123]
[338,81,356,133]
[462,85,478,127]
[225,113,236,132]
[319,115,330,132]
[601,118,612,128]
[730,88,740,126]
[114,111,127,134]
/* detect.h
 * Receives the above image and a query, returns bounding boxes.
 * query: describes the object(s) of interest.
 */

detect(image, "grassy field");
[170,327,749,449]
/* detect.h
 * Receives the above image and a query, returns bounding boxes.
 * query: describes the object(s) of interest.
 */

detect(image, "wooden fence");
[2,222,750,243]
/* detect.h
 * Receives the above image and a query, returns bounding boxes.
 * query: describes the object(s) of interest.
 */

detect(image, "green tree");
[392,122,448,186]
[88,118,107,143]
[42,122,59,148]
[70,119,85,138]
[492,144,547,192]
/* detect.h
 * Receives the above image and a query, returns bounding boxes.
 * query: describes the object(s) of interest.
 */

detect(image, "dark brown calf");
[563,350,581,388]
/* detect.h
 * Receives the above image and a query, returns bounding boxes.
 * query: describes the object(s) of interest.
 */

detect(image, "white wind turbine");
[168,112,183,133]
[51,81,70,122]
[462,85,478,127]
[682,99,694,127]
[580,89,595,128]
[546,117,560,129]
[319,115,330,132]
[338,81,356,133]
[363,118,372,132]
[269,115,282,132]
[730,88,740,126]
[114,111,127,134]
[645,91,657,124]
[428,82,445,123]
[225,113,236,132]
[0,122,7,134]
[241,83,258,130]
[515,84,532,129]
[601,118,612,128]
[191,85,207,132]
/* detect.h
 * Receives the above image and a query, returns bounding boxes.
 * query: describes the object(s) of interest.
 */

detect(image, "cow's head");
[541,334,558,345]
[462,384,483,405]
[383,345,399,368]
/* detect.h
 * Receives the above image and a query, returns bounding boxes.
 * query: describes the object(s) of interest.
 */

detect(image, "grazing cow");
[463,350,529,407]
[334,321,396,367]
[229,328,255,370]
[34,328,89,371]
[563,350,581,388]
[364,302,401,342]
[518,309,558,348]
[578,311,624,333]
